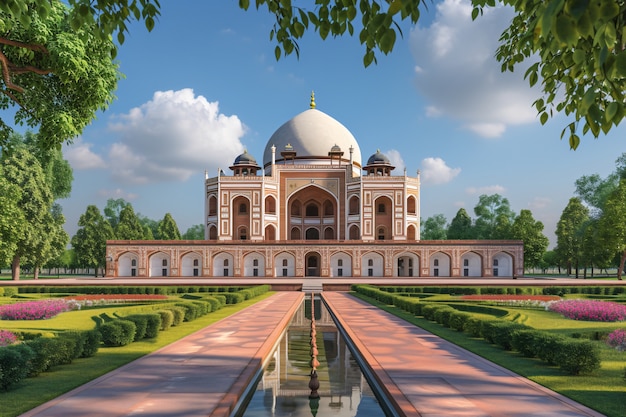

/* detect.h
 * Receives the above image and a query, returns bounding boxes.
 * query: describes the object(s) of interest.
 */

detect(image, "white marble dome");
[262,108,362,168]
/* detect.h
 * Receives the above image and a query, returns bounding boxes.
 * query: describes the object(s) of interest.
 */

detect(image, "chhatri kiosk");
[105,94,523,279]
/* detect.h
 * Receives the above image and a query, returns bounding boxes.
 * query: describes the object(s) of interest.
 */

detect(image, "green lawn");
[353,292,626,417]
[0,293,274,417]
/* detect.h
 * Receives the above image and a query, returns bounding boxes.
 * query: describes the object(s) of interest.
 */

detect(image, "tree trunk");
[618,250,625,280]
[11,255,20,280]
[33,266,39,280]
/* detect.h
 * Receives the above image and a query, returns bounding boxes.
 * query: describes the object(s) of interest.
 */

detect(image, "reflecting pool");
[239,296,389,417]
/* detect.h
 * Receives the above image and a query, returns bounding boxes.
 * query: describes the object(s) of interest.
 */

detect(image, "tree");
[510,209,549,270]
[0,172,24,266]
[182,224,205,240]
[5,1,625,150]
[25,203,69,279]
[71,205,114,276]
[575,153,626,216]
[555,197,589,277]
[115,205,144,240]
[3,131,74,199]
[421,214,447,240]
[598,179,626,280]
[1,148,54,279]
[447,208,474,239]
[157,213,181,240]
[104,198,131,230]
[473,194,515,240]
[137,213,159,239]
[0,1,120,150]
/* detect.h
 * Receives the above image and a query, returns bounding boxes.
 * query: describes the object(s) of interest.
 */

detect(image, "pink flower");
[547,299,626,322]
[0,299,73,320]
[0,330,17,346]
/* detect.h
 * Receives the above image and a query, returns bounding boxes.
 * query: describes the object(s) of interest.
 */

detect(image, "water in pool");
[240,296,389,417]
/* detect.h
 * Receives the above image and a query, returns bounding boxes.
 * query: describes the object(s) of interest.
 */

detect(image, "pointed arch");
[118,251,140,277]
[148,252,171,277]
[460,251,482,277]
[429,252,451,277]
[330,251,352,277]
[181,251,202,277]
[492,252,513,277]
[361,251,384,277]
[274,252,296,277]
[243,252,265,277]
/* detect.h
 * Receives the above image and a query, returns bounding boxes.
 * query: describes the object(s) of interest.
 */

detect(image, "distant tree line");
[421,154,626,279]
[70,199,204,276]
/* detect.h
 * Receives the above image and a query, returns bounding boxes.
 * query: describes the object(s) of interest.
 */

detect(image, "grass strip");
[0,292,274,417]
[352,292,626,417]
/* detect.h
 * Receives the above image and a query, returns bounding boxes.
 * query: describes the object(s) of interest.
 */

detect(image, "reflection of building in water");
[245,299,385,416]
[105,93,524,279]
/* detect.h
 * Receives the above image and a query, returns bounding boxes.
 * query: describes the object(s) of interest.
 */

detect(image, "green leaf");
[388,0,402,15]
[540,112,549,125]
[580,89,596,113]
[614,51,626,77]
[565,0,589,20]
[569,133,580,149]
[274,45,281,61]
[606,102,618,122]
[572,49,585,64]
[555,15,577,46]
[364,50,375,67]
[145,16,155,32]
[541,0,565,37]
[471,7,480,21]
[239,0,250,10]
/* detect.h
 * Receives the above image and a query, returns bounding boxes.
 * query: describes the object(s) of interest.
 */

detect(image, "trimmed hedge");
[156,309,174,330]
[353,284,602,376]
[0,344,34,391]
[99,320,136,347]
[123,315,148,341]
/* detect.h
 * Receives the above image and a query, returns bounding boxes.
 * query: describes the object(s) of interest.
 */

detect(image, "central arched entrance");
[305,252,321,276]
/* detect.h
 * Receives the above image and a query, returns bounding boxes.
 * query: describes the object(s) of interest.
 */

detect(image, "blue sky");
[57,0,625,247]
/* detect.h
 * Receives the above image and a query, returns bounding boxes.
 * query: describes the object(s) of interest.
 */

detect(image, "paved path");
[19,292,304,417]
[322,292,606,417]
[18,290,608,417]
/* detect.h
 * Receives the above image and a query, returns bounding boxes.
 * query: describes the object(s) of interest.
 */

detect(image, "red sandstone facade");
[105,95,524,278]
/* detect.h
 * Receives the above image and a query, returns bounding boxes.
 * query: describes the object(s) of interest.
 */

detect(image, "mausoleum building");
[105,94,523,279]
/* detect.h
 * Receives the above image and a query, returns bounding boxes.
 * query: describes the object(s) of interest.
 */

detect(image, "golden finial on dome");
[310,91,316,109]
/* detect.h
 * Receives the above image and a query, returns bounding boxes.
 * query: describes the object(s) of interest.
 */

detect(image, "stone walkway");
[19,291,607,417]
[19,292,304,417]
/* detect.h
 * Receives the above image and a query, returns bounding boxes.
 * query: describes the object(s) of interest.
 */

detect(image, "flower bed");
[0,330,17,346]
[64,294,169,309]
[547,299,626,322]
[65,294,168,301]
[0,299,73,320]
[460,295,560,302]
[606,329,626,351]
[459,294,561,308]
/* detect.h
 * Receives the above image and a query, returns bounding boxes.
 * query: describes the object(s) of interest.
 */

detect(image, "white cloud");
[96,188,138,200]
[420,157,461,185]
[108,89,245,184]
[63,139,106,170]
[410,0,539,138]
[384,149,406,172]
[466,185,506,195]
[528,196,551,210]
